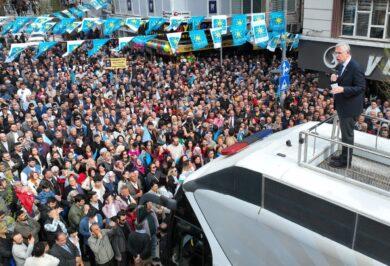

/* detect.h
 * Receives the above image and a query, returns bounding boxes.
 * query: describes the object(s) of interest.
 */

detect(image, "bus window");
[167,188,212,266]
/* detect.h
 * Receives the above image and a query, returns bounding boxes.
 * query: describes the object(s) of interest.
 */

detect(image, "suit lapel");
[339,60,352,81]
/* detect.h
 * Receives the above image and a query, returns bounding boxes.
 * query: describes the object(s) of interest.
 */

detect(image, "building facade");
[299,0,390,90]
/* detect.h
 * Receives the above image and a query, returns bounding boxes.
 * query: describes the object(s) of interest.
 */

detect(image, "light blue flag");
[290,34,300,50]
[53,18,75,34]
[62,40,84,57]
[69,7,85,18]
[252,23,269,44]
[211,15,227,34]
[267,33,280,52]
[65,22,81,34]
[252,13,266,26]
[103,18,123,36]
[5,43,30,63]
[34,41,57,58]
[166,17,184,31]
[42,22,56,33]
[230,26,247,46]
[125,17,142,32]
[231,14,247,28]
[77,4,90,12]
[89,0,106,10]
[62,10,75,19]
[146,17,165,35]
[11,17,32,33]
[80,18,99,32]
[1,21,14,35]
[166,32,182,53]
[132,35,156,45]
[53,12,68,19]
[87,38,110,57]
[188,16,204,30]
[189,30,208,50]
[209,27,222,48]
[113,37,134,52]
[269,11,286,32]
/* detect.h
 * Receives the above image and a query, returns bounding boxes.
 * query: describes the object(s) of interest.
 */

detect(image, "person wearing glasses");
[329,43,366,168]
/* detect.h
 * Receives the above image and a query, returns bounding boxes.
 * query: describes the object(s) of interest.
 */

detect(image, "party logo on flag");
[210,27,222,49]
[167,32,182,54]
[166,16,184,31]
[188,16,204,30]
[34,41,57,59]
[252,13,266,26]
[87,38,110,57]
[125,17,142,32]
[62,40,84,57]
[189,30,208,50]
[103,18,122,36]
[231,14,247,28]
[270,11,286,32]
[212,15,227,34]
[252,24,269,44]
[230,26,247,46]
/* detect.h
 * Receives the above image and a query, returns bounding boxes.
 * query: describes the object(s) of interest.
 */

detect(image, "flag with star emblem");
[230,26,247,46]
[252,23,269,44]
[209,27,223,48]
[251,13,266,26]
[113,37,134,52]
[62,40,84,57]
[166,16,184,31]
[80,18,100,32]
[211,15,227,34]
[1,21,14,35]
[188,16,204,30]
[11,17,32,33]
[42,22,56,33]
[65,22,81,34]
[53,18,75,34]
[25,17,53,34]
[132,35,156,45]
[146,17,165,35]
[34,41,57,59]
[189,30,208,50]
[270,11,285,32]
[267,33,280,52]
[290,33,300,50]
[69,7,85,19]
[232,14,247,28]
[125,17,142,32]
[87,38,110,57]
[5,42,31,63]
[103,18,123,36]
[167,32,182,54]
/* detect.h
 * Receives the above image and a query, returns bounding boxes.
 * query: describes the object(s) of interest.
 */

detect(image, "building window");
[342,0,390,40]
[270,0,295,12]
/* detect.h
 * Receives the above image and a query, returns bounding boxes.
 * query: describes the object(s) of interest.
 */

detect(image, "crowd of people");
[0,28,389,266]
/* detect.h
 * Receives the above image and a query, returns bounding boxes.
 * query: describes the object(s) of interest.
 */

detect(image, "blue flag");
[87,38,110,57]
[209,27,222,49]
[5,43,30,63]
[53,18,75,34]
[34,41,57,58]
[269,11,286,32]
[113,37,134,52]
[290,34,300,50]
[103,18,123,36]
[230,26,247,46]
[132,35,156,45]
[189,30,208,50]
[211,15,227,34]
[125,17,142,32]
[267,33,280,52]
[77,4,90,12]
[62,40,84,57]
[231,14,247,28]
[80,18,100,32]
[1,21,14,35]
[166,32,182,53]
[188,16,204,30]
[69,7,85,18]
[252,23,269,44]
[53,12,68,19]
[65,22,81,34]
[11,17,32,33]
[166,17,184,31]
[146,17,165,35]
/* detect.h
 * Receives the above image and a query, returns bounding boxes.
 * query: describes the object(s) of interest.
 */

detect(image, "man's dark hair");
[32,242,46,257]
[74,194,84,203]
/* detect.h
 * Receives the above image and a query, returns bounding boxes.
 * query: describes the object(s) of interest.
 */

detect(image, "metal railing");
[298,114,390,196]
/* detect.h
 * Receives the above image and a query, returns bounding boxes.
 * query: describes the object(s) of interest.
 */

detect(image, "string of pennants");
[2,10,300,62]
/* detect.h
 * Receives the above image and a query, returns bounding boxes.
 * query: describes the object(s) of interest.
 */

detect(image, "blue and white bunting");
[52,18,75,34]
[251,13,266,26]
[270,11,286,33]
[69,7,85,19]
[62,40,84,57]
[80,18,101,32]
[125,17,142,32]
[267,34,280,52]
[113,36,134,52]
[232,14,247,28]
[5,42,32,63]
[166,32,182,54]
[11,17,32,33]
[252,23,269,44]
[209,27,223,49]
[1,21,13,35]
[188,16,204,30]
[146,17,165,35]
[230,26,247,46]
[290,34,300,50]
[189,30,208,50]
[77,4,90,12]
[166,16,184,31]
[34,41,57,58]
[103,18,123,36]
[65,22,82,34]
[211,15,227,34]
[87,38,110,57]
[132,35,156,45]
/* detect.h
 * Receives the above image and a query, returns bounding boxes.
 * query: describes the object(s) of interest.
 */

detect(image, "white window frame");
[341,0,390,41]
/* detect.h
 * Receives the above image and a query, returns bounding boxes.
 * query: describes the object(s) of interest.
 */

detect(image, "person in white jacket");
[25,241,59,266]
[12,233,34,266]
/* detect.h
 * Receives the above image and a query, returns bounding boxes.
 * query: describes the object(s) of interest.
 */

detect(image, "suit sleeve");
[343,64,365,98]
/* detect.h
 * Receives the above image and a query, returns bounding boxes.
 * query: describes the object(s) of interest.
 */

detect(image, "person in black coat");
[49,232,81,266]
[127,222,151,264]
[329,42,365,168]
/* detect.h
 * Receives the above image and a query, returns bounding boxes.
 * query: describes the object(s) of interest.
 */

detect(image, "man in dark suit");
[49,232,82,266]
[329,43,366,168]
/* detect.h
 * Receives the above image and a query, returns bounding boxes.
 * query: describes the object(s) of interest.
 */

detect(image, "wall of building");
[302,0,333,37]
